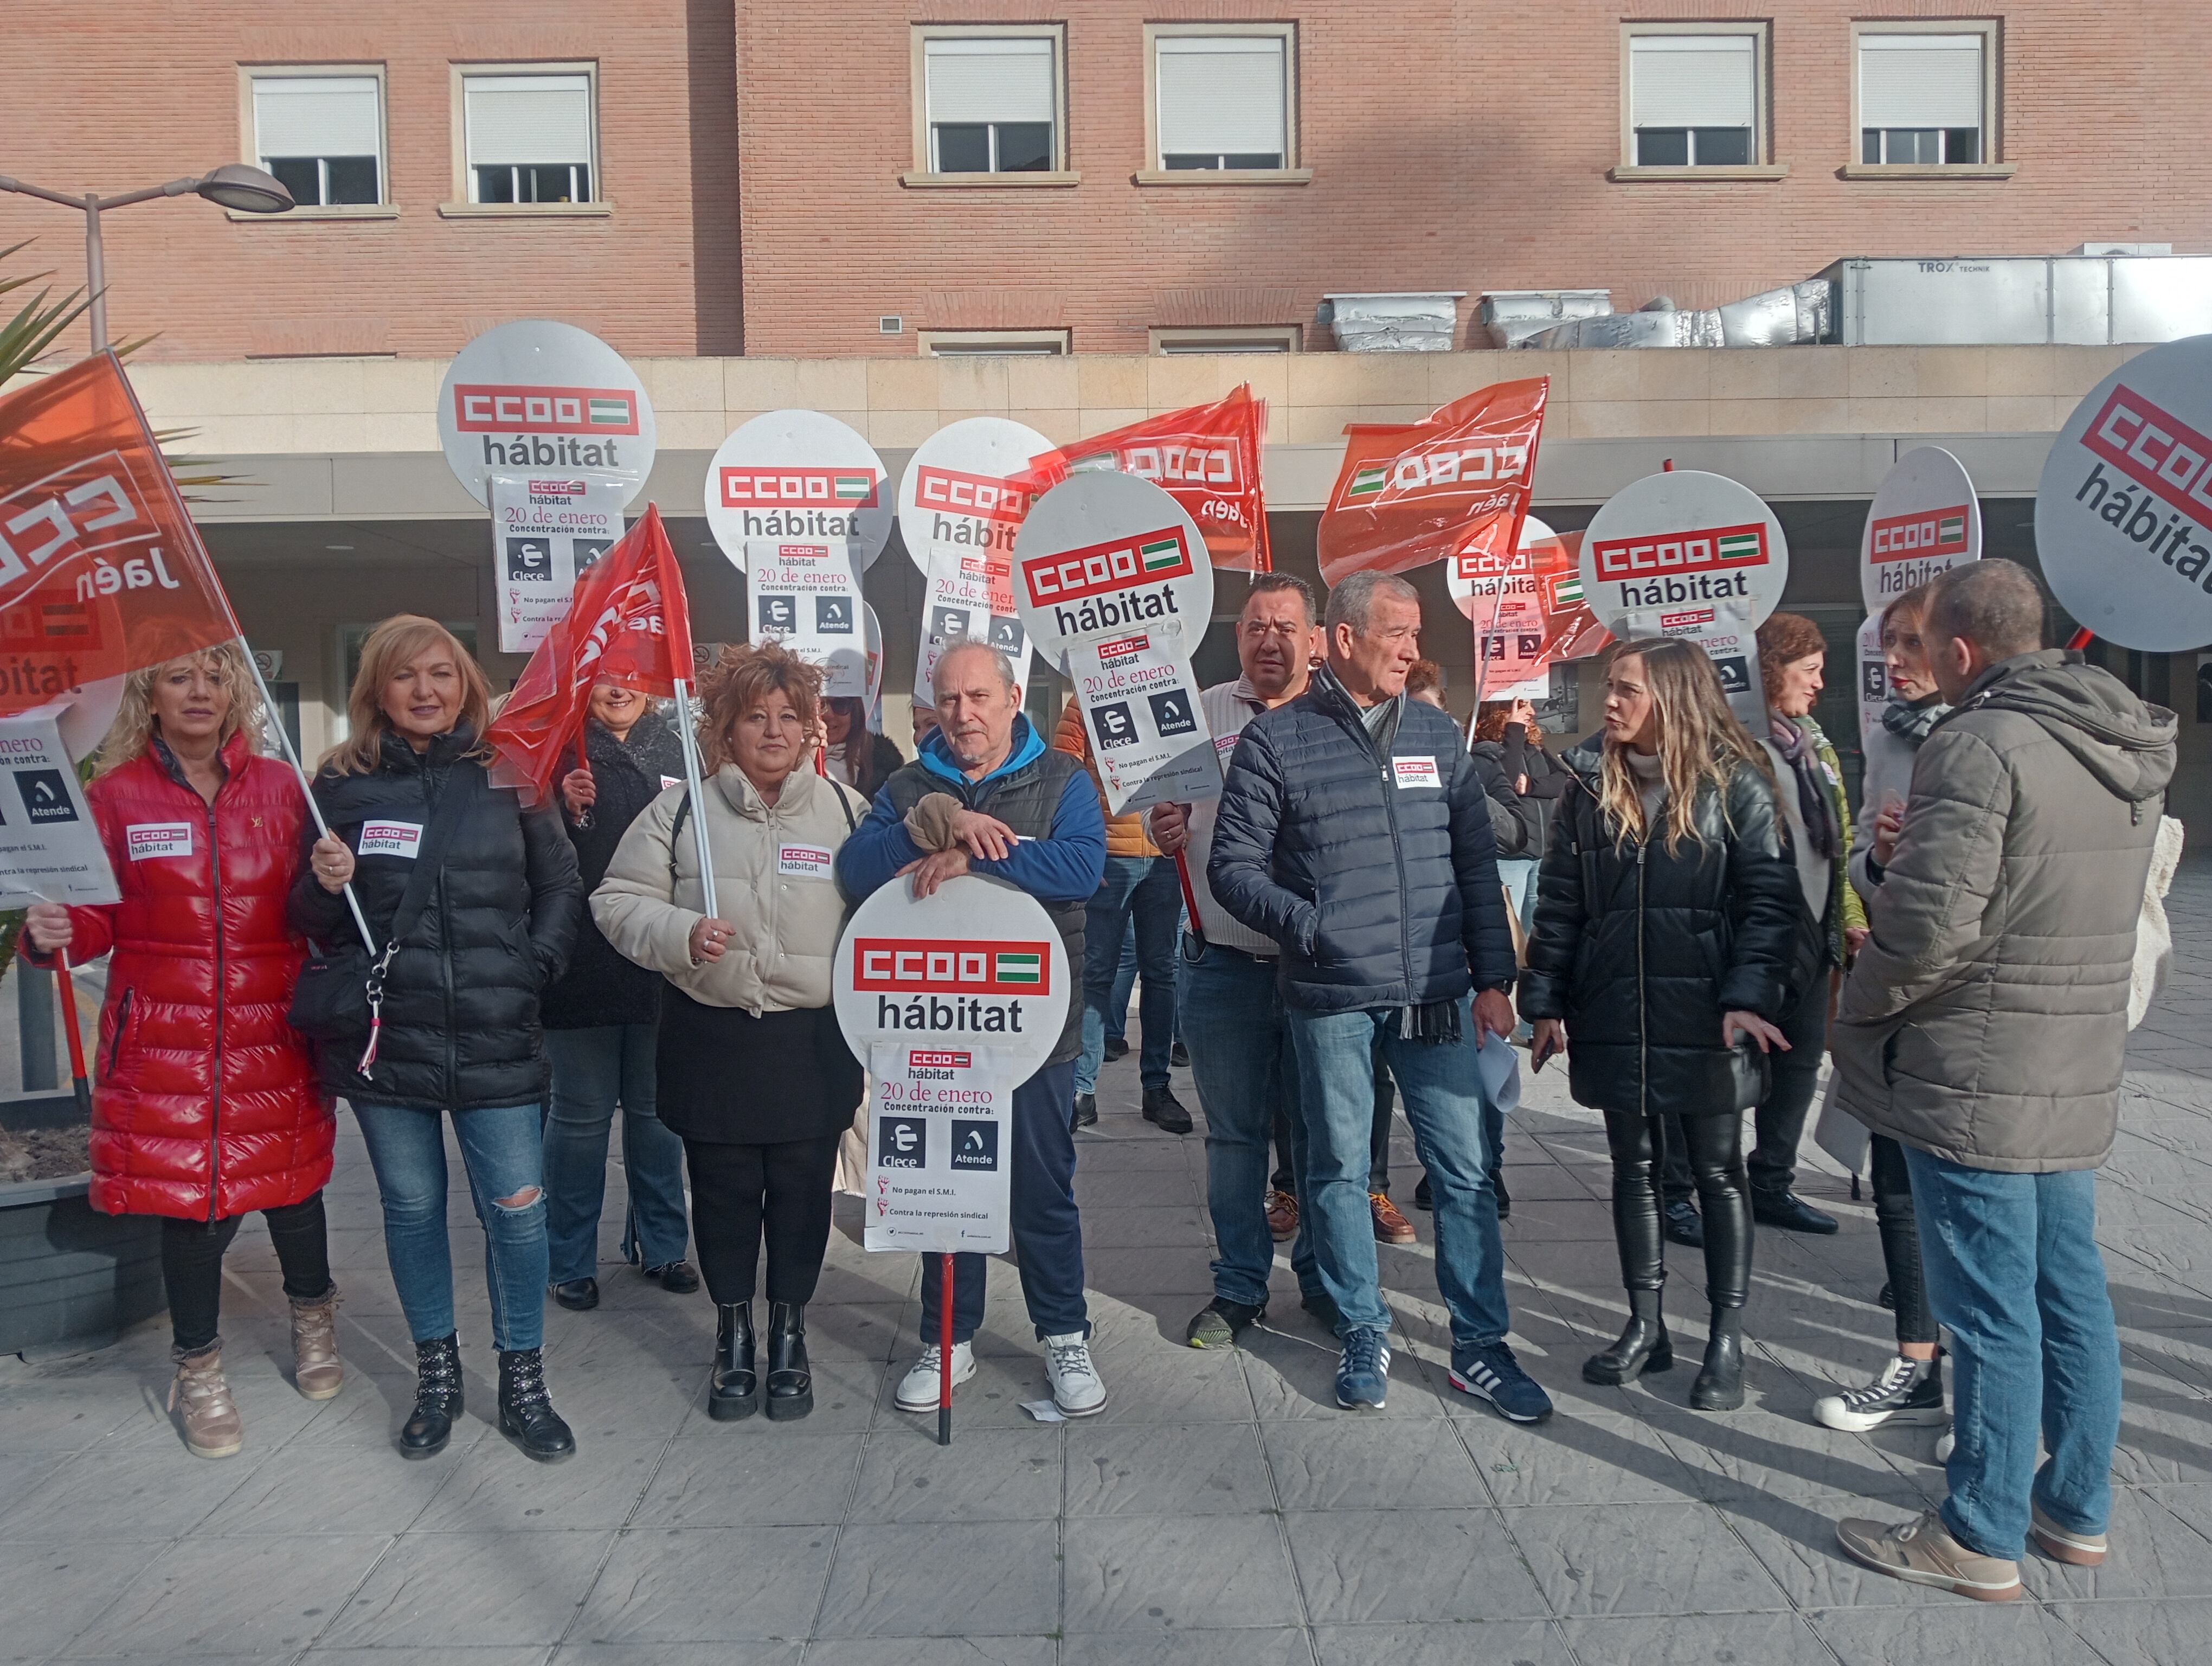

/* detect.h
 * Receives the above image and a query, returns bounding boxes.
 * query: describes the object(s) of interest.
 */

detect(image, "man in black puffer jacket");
[1210,571,1546,1422]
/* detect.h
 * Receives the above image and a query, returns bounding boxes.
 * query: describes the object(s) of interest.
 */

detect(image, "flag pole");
[239,639,376,954]
[672,678,719,919]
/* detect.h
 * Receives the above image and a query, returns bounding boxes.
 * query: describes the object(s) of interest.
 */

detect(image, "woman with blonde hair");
[289,616,582,1463]
[23,642,344,1458]
[595,643,869,1424]
[1519,637,1808,1410]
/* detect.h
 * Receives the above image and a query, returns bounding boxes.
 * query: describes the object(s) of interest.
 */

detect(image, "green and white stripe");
[588,396,631,426]
[1553,575,1584,605]
[1347,464,1388,499]
[995,952,1042,985]
[835,474,873,500]
[1716,530,1763,561]
[1938,514,1965,542]
[1140,537,1182,573]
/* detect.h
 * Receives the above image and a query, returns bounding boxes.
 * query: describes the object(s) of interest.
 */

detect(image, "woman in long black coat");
[1518,637,1807,1411]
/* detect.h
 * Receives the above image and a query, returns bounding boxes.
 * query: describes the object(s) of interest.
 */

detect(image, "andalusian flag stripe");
[1348,465,1388,498]
[587,397,630,426]
[1938,514,1965,541]
[834,474,873,499]
[1716,532,1762,560]
[1140,537,1182,572]
[994,952,1043,984]
[1554,576,1584,605]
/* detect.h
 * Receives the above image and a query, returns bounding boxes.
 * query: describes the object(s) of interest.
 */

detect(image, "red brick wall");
[0,1,742,361]
[736,0,2210,354]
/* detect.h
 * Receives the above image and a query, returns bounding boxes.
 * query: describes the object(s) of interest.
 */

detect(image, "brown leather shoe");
[169,1342,244,1459]
[290,1288,345,1401]
[1371,1193,1418,1246]
[1265,1189,1298,1242]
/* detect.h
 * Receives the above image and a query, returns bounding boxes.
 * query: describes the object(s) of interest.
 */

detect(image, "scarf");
[1769,716,1840,860]
[1881,694,1951,749]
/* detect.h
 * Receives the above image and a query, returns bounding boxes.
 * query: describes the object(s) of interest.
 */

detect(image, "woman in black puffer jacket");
[291,616,581,1464]
[1519,637,1805,1412]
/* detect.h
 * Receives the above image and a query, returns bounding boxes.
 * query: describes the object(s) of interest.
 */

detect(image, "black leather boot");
[764,1301,814,1421]
[1584,1289,1674,1385]
[400,1332,462,1459]
[1690,1308,1746,1411]
[497,1347,576,1462]
[710,1302,757,1421]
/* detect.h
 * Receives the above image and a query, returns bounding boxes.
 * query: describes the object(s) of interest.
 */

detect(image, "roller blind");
[1860,35,1984,130]
[254,76,380,158]
[1630,35,1755,129]
[925,39,1054,125]
[465,74,594,166]
[1158,36,1287,158]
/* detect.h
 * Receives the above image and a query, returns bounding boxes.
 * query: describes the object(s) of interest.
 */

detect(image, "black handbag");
[1724,1034,1773,1113]
[288,762,487,1079]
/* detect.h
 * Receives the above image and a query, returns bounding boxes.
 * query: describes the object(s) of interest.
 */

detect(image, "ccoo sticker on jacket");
[126,822,194,860]
[1392,757,1441,790]
[779,844,834,880]
[358,821,423,858]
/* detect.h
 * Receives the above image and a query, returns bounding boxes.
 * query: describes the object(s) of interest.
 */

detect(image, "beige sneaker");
[290,1288,345,1401]
[168,1343,244,1459]
[1836,1508,2021,1601]
[2031,1501,2109,1567]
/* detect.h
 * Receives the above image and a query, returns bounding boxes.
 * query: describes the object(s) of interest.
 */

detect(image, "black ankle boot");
[496,1347,576,1462]
[400,1332,462,1459]
[765,1302,813,1421]
[710,1302,757,1421]
[1583,1289,1674,1385]
[1690,1308,1746,1411]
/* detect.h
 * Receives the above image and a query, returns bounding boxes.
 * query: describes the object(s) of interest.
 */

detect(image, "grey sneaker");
[1185,1297,1266,1349]
[1836,1508,2021,1601]
[2030,1502,2108,1567]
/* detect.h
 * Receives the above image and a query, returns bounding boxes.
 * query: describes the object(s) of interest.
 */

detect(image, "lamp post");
[0,164,294,350]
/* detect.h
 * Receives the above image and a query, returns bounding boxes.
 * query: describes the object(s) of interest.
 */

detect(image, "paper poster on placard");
[1618,599,1764,725]
[491,473,627,654]
[744,538,866,697]
[864,1041,1014,1255]
[1066,628,1219,815]
[0,708,117,909]
[899,419,1051,701]
[914,550,1032,704]
[1856,613,1889,756]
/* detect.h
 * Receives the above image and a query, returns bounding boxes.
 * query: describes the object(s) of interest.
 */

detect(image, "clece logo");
[915,465,1033,526]
[1869,506,1970,563]
[1022,526,1194,606]
[854,938,1051,998]
[719,467,880,509]
[877,1116,927,1170]
[452,384,640,437]
[1593,523,1768,580]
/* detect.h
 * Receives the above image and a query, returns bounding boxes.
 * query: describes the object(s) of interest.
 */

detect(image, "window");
[1860,33,1987,165]
[463,72,595,203]
[252,74,383,207]
[1150,325,1300,355]
[1156,35,1288,170]
[924,38,1055,174]
[1629,34,1757,166]
[918,329,1070,356]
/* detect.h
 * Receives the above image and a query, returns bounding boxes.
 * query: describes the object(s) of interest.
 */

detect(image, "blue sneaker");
[1450,1341,1553,1424]
[1335,1325,1391,1412]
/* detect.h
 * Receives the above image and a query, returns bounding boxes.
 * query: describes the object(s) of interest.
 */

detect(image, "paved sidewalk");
[4,862,2211,1665]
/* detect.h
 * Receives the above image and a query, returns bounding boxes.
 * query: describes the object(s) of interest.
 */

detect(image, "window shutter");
[925,39,1054,125]
[1860,35,1984,130]
[1157,37,1287,158]
[465,75,594,166]
[254,76,381,158]
[1630,35,1755,129]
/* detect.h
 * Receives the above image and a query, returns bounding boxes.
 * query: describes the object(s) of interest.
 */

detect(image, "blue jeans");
[920,1061,1089,1343]
[1496,858,1538,933]
[1077,856,1180,1094]
[354,1101,550,1353]
[1179,941,1319,1310]
[1106,923,1136,1047]
[1289,995,1512,1357]
[1905,1146,2121,1560]
[543,1024,691,1284]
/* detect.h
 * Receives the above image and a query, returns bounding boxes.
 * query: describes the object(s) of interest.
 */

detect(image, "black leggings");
[684,1135,841,1306]
[1603,1110,1752,1309]
[1869,1134,1939,1348]
[162,1193,332,1353]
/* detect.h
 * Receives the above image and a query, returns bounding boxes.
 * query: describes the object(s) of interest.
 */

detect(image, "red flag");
[1316,379,1548,586]
[0,353,243,715]
[1018,386,1271,571]
[487,503,695,804]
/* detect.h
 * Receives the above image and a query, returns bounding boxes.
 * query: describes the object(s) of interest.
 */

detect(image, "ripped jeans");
[354,1102,549,1352]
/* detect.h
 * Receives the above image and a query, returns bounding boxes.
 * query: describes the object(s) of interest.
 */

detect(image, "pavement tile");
[2022,1486,2212,1600]
[1083,1340,1256,1425]
[1310,1620,1573,1665]
[1285,1507,1549,1623]
[1068,1630,1318,1665]
[306,1651,555,1665]
[200,1440,458,1535]
[0,1442,272,1542]
[2043,1597,2212,1665]
[1644,1404,1927,1502]
[1560,1610,1831,1665]
[803,1640,1055,1666]
[1063,1513,1301,1632]
[320,1528,613,1648]
[629,1431,860,1528]
[848,1425,1063,1522]
[570,1526,834,1642]
[815,1521,1061,1638]
[68,1530,391,1656]
[1504,1500,1791,1617]
[1806,1601,2105,1663]
[547,1647,796,1666]
[0,1539,184,1661]
[1075,1206,1213,1250]
[1721,1489,1963,1609]
[1237,1326,1446,1421]
[1066,1422,1273,1516]
[408,1436,665,1533]
[1459,1411,1703,1508]
[1261,1418,1487,1511]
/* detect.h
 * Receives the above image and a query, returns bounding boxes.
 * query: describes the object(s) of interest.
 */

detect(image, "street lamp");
[0,164,295,351]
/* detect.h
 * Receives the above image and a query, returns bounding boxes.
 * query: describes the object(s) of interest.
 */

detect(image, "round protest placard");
[437,320,656,508]
[1448,515,1553,618]
[705,410,893,572]
[2035,335,2212,652]
[900,418,1056,700]
[1861,447,1980,614]
[1011,471,1215,667]
[1580,470,1789,632]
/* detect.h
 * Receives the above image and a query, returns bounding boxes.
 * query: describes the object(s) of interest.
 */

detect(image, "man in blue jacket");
[1209,570,1546,1420]
[837,640,1110,1418]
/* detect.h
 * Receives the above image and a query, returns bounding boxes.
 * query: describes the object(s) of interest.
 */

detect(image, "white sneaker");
[1935,1428,1956,1464]
[895,1342,975,1412]
[1044,1331,1108,1417]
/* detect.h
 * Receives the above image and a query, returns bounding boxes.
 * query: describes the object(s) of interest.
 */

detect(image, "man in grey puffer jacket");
[1831,559,2176,1600]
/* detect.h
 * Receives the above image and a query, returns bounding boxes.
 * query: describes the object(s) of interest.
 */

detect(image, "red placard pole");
[50,952,90,1118]
[1172,849,1206,951]
[937,1251,955,1446]
[2068,626,2094,651]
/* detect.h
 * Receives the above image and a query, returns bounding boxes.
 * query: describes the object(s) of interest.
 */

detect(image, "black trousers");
[684,1135,841,1306]
[1604,1110,1751,1309]
[1869,1134,1940,1348]
[162,1193,332,1353]
[1662,974,1829,1204]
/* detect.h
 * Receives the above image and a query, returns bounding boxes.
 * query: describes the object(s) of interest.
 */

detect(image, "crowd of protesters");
[24,551,2181,1604]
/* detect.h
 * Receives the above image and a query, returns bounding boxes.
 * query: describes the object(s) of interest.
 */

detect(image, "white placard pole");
[671,678,719,920]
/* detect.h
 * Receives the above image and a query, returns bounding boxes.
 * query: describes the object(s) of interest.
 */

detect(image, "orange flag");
[1019,386,1271,571]
[1317,379,1548,586]
[487,504,696,804]
[0,352,243,715]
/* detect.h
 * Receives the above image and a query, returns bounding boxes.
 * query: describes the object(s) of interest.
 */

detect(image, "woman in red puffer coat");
[24,643,350,1459]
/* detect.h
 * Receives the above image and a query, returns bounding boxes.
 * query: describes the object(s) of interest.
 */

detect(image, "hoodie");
[1831,649,2176,1172]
